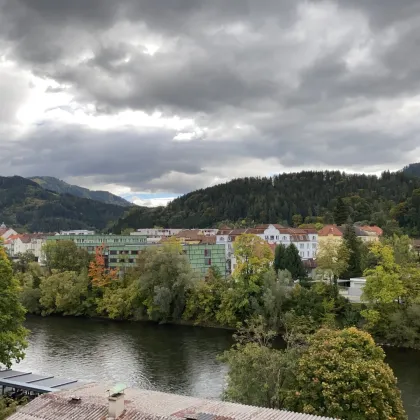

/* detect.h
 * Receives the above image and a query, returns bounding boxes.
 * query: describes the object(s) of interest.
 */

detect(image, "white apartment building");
[216,224,318,274]
[58,230,95,236]
[4,234,47,261]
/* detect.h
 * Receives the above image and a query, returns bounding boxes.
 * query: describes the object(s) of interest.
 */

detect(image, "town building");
[131,228,218,243]
[48,235,227,277]
[318,224,382,246]
[8,382,334,420]
[3,234,49,261]
[216,224,318,273]
[0,223,18,240]
[57,229,95,236]
[131,228,183,243]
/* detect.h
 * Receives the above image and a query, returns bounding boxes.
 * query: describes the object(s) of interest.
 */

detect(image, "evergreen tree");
[341,225,363,279]
[333,198,349,225]
[0,244,27,368]
[284,244,306,280]
[274,244,287,272]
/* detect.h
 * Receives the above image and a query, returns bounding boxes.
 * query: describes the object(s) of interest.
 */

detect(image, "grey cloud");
[1,0,420,195]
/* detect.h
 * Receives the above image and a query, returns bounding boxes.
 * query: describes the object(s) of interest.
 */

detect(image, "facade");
[48,235,226,276]
[318,224,382,246]
[48,234,147,254]
[131,228,182,243]
[216,224,318,274]
[4,234,47,261]
[8,382,334,420]
[58,230,95,236]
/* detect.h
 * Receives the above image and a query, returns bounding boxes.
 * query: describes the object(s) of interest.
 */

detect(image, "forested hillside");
[113,171,420,235]
[403,163,420,177]
[29,176,131,207]
[0,176,130,232]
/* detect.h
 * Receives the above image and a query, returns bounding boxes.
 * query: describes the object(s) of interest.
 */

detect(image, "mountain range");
[1,163,420,234]
[0,176,130,232]
[29,176,131,207]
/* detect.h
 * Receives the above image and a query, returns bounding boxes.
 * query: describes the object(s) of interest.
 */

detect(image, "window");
[265,235,268,239]
[131,250,139,255]
[129,259,134,264]
[312,243,317,248]
[270,235,274,240]
[205,258,212,266]
[110,250,117,255]
[307,251,309,257]
[220,237,224,241]
[204,249,212,257]
[300,243,304,249]
[276,235,279,240]
[313,236,316,240]
[110,258,117,263]
[307,243,310,248]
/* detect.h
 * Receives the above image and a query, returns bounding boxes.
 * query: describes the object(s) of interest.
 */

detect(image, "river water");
[12,316,420,419]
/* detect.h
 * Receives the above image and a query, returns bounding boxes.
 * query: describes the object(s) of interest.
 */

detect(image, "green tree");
[315,239,350,283]
[333,197,349,225]
[39,270,90,316]
[293,327,407,420]
[13,251,37,274]
[43,241,91,274]
[183,267,227,326]
[283,244,306,279]
[233,234,273,286]
[220,317,298,409]
[0,244,27,368]
[274,244,287,272]
[341,224,363,278]
[292,214,303,227]
[138,244,198,322]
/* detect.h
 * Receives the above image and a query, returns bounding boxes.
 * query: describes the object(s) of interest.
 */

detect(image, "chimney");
[108,392,125,419]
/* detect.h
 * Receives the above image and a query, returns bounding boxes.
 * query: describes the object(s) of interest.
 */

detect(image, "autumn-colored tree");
[89,245,118,287]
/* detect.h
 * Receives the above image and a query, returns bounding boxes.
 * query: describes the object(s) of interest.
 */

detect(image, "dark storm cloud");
[0,0,420,194]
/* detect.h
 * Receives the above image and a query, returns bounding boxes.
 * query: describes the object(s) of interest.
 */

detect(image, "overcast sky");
[1,0,420,206]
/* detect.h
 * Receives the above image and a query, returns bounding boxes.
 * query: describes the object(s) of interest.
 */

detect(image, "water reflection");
[15,316,232,398]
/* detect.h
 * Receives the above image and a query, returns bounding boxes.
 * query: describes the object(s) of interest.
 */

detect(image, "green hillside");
[0,176,130,232]
[403,163,420,177]
[112,170,420,236]
[29,176,131,207]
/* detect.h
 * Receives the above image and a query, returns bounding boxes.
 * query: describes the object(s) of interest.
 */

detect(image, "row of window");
[109,258,135,264]
[299,243,318,249]
[109,250,139,255]
[299,251,315,258]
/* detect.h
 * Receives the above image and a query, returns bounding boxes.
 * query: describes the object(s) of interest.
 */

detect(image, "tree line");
[113,170,420,236]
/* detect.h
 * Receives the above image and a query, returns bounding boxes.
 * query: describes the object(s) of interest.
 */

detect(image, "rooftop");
[8,383,335,420]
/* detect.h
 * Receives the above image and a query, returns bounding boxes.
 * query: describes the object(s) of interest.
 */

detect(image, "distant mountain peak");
[29,176,132,207]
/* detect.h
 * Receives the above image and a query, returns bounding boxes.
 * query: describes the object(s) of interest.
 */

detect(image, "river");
[12,316,420,419]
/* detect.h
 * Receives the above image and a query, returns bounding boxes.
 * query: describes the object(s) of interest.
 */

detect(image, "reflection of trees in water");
[21,317,233,399]
[384,347,420,420]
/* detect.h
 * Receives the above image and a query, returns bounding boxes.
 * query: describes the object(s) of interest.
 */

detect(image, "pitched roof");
[318,225,344,237]
[8,383,335,420]
[359,225,383,236]
[255,224,285,230]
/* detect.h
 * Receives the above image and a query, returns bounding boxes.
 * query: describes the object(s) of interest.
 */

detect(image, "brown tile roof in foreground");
[8,383,335,420]
[359,225,383,236]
